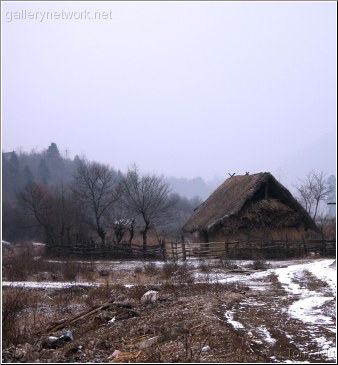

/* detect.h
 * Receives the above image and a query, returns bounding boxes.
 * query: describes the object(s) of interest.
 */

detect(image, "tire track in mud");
[213,260,336,362]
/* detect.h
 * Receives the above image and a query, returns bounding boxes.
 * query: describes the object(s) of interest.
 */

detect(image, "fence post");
[321,239,326,256]
[161,239,167,262]
[302,237,308,257]
[182,241,186,261]
[224,240,229,259]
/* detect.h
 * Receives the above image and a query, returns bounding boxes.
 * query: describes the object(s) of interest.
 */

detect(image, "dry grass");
[2,251,98,283]
[2,253,335,363]
[2,287,31,346]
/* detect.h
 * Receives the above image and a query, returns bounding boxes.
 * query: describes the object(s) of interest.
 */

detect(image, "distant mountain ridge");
[166,176,222,200]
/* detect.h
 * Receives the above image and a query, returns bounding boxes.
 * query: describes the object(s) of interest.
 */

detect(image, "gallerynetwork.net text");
[5,10,113,23]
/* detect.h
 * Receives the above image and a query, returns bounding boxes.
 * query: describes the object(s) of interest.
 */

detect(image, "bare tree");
[72,160,121,245]
[17,183,56,247]
[54,184,80,245]
[296,170,333,221]
[122,165,177,250]
[104,196,134,245]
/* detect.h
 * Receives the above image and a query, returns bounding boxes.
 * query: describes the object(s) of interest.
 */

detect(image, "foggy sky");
[2,1,337,188]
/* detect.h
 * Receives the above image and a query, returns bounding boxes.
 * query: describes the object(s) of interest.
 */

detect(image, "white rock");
[112,349,121,358]
[201,345,211,352]
[141,290,159,304]
[108,316,116,324]
[48,336,59,344]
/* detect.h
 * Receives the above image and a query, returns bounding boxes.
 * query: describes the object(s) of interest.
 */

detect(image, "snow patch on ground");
[225,310,244,329]
[2,281,100,289]
[289,296,335,325]
[257,326,276,345]
[275,259,336,295]
[32,242,46,246]
[274,259,336,362]
[275,259,336,325]
[307,259,336,291]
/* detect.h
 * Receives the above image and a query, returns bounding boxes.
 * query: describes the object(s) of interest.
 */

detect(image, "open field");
[2,250,336,363]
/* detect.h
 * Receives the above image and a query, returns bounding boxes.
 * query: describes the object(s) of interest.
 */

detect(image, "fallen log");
[38,300,119,335]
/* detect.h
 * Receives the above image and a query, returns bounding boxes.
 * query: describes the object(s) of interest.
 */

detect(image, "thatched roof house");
[182,172,318,243]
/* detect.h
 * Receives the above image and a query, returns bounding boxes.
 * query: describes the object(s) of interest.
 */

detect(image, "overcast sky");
[1,1,337,187]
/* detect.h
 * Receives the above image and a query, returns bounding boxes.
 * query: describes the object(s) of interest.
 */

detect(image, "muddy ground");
[2,257,336,363]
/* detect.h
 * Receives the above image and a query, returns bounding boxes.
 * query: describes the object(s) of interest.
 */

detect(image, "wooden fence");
[45,239,335,261]
[47,242,166,260]
[166,239,336,261]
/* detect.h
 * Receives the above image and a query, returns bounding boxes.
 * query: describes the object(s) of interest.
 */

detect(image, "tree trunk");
[128,224,134,247]
[142,221,150,251]
[98,227,106,246]
[313,199,320,221]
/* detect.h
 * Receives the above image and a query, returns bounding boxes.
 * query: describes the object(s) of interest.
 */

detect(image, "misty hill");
[2,143,78,201]
[2,143,222,202]
[166,176,222,200]
[2,143,207,242]
[2,142,336,204]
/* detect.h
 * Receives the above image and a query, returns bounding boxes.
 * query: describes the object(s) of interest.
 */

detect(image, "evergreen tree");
[9,151,20,169]
[37,159,51,186]
[46,142,60,159]
[23,165,34,185]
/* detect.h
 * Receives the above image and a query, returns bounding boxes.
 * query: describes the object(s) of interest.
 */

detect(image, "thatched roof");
[182,172,317,233]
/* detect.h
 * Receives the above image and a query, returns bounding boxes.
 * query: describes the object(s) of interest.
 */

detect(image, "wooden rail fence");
[165,239,336,261]
[45,239,335,261]
[47,242,166,260]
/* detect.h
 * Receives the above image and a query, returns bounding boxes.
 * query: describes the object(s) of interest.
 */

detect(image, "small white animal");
[141,290,159,304]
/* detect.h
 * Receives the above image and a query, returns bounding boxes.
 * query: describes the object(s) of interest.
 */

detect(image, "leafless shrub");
[3,251,49,281]
[81,261,96,281]
[161,262,194,283]
[3,255,27,281]
[3,252,98,283]
[62,261,82,281]
[134,265,143,274]
[52,287,77,311]
[217,258,238,269]
[2,287,30,347]
[176,263,194,284]
[143,262,159,275]
[198,260,212,273]
[250,258,269,270]
[98,268,110,277]
[161,262,180,279]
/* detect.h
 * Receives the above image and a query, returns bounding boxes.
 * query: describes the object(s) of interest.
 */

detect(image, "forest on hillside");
[2,143,336,256]
[2,143,202,251]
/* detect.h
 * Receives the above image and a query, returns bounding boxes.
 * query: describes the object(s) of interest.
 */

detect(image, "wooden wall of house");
[207,225,319,243]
